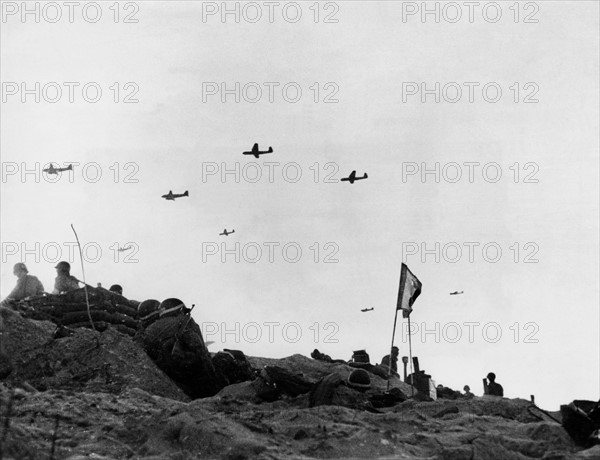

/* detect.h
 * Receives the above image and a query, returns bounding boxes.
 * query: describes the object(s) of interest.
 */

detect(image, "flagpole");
[407,313,414,397]
[387,308,400,390]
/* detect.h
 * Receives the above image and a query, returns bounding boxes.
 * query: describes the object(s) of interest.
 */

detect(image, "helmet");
[13,262,28,273]
[347,369,371,390]
[138,299,161,317]
[55,261,71,271]
[159,298,186,311]
[109,284,123,295]
[158,298,187,318]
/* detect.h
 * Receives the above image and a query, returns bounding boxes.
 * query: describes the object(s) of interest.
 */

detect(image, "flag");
[397,263,422,318]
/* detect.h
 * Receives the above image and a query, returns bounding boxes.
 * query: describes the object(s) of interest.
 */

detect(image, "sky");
[1,1,598,411]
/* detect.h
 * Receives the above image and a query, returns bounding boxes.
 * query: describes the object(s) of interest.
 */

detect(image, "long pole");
[387,308,400,390]
[407,313,414,397]
[71,224,96,333]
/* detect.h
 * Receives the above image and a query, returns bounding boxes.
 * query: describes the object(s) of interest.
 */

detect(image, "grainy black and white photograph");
[0,1,599,458]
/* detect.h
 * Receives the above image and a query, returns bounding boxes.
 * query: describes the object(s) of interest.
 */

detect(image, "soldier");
[137,298,227,398]
[52,261,80,294]
[380,346,400,375]
[483,372,504,397]
[0,262,45,307]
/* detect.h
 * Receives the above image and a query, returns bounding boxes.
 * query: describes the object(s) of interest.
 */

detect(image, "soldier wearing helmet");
[52,261,80,294]
[0,262,45,307]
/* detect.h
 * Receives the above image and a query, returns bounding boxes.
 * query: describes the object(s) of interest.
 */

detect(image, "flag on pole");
[397,263,422,318]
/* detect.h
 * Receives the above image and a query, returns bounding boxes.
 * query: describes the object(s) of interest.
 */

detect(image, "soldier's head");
[487,372,496,382]
[109,284,123,295]
[55,261,71,274]
[391,346,399,357]
[464,385,471,392]
[13,262,28,278]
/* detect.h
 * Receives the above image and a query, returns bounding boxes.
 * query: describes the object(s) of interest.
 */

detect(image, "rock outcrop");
[1,307,598,459]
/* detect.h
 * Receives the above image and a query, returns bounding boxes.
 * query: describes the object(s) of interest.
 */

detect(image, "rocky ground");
[1,307,598,460]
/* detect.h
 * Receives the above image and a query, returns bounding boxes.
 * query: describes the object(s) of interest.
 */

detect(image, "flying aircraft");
[361,307,374,312]
[450,291,464,295]
[219,229,235,236]
[340,170,368,184]
[243,143,273,158]
[161,190,189,201]
[43,163,73,174]
[117,246,133,252]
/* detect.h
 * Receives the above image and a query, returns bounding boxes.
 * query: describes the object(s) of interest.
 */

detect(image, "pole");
[71,224,96,333]
[387,308,400,390]
[407,313,414,397]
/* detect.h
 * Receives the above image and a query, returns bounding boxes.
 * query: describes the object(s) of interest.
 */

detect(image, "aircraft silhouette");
[162,190,189,201]
[219,229,235,236]
[450,291,464,295]
[243,143,273,158]
[340,170,368,184]
[117,246,133,252]
[43,163,73,175]
[361,307,374,312]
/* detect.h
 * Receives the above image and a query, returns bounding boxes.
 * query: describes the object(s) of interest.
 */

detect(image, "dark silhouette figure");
[243,143,273,158]
[162,190,189,201]
[219,229,235,236]
[340,170,368,184]
[483,372,504,396]
[450,291,464,295]
[361,307,374,312]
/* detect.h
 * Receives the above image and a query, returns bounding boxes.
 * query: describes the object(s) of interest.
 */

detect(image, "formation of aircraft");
[219,229,235,236]
[340,170,368,184]
[162,190,189,201]
[361,307,374,312]
[450,291,464,295]
[117,246,133,252]
[243,143,273,158]
[43,163,73,174]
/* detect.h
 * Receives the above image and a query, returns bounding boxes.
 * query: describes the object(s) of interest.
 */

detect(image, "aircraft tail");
[268,147,273,152]
[67,164,73,170]
[364,173,368,179]
[183,190,189,196]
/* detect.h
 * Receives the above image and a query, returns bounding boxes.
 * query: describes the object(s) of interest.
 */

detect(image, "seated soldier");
[52,261,80,294]
[0,262,45,306]
[463,385,474,399]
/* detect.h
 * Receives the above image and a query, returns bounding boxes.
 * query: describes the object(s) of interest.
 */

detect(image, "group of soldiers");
[0,262,122,307]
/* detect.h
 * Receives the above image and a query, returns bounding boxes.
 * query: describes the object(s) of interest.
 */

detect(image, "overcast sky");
[1,1,598,410]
